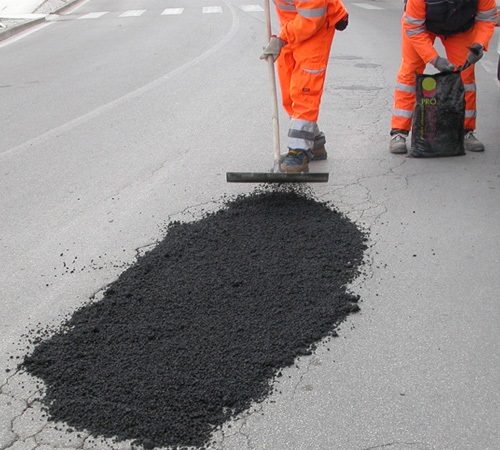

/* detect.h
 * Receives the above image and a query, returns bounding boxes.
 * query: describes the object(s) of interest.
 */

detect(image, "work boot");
[280,150,310,173]
[389,132,408,154]
[311,146,327,160]
[279,134,327,163]
[464,130,485,152]
[311,133,328,160]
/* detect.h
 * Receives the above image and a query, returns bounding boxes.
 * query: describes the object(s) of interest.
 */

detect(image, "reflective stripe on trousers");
[287,120,320,151]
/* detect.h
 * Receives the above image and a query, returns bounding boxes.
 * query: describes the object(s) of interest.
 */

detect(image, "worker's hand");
[467,43,484,65]
[430,56,456,73]
[259,36,286,61]
[335,14,349,31]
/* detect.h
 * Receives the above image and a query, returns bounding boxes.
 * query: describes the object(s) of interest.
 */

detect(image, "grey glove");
[467,43,484,65]
[430,56,456,73]
[259,36,286,61]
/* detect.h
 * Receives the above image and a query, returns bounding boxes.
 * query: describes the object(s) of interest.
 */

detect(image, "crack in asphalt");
[364,442,433,450]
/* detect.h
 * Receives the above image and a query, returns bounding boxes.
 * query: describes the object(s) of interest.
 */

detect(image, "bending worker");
[390,0,498,154]
[260,0,349,173]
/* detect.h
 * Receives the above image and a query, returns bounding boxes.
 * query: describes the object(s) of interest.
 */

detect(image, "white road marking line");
[240,5,264,12]
[77,11,109,19]
[161,8,184,15]
[69,6,264,20]
[203,6,223,13]
[352,3,383,9]
[119,10,146,18]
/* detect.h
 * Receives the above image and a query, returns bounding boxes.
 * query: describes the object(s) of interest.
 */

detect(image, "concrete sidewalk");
[0,0,46,16]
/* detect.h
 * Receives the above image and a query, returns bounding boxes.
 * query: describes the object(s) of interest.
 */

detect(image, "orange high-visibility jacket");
[274,0,348,45]
[403,0,498,63]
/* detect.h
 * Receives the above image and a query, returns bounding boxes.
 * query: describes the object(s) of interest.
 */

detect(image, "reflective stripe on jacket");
[274,0,348,45]
[403,0,498,63]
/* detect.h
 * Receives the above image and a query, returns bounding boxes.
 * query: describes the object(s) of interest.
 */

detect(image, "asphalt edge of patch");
[0,0,84,43]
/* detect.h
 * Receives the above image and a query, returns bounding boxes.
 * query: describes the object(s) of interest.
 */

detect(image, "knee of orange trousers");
[287,69,327,122]
[393,90,416,112]
[279,76,325,121]
[290,97,321,122]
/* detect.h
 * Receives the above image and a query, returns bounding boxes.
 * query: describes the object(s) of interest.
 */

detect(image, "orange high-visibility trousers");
[276,22,335,150]
[391,27,477,132]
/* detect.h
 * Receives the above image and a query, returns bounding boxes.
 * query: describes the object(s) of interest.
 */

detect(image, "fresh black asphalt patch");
[20,187,367,449]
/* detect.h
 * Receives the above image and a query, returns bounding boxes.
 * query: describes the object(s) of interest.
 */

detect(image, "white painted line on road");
[119,10,146,17]
[203,6,223,13]
[352,3,383,9]
[161,8,184,15]
[77,12,109,19]
[240,5,264,12]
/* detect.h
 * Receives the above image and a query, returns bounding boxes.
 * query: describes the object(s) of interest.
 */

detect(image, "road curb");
[0,0,83,43]
[0,17,46,42]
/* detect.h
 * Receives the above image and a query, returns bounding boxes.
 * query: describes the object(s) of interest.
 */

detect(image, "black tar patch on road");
[20,188,367,449]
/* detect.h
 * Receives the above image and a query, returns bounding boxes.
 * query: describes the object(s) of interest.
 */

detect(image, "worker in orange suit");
[260,0,349,173]
[389,0,498,154]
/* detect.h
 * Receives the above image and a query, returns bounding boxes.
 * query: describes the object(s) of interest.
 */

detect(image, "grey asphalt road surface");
[1,0,499,449]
